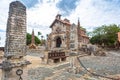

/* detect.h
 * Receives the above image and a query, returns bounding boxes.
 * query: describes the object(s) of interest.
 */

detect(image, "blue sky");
[57,0,79,15]
[0,0,120,47]
[20,0,39,8]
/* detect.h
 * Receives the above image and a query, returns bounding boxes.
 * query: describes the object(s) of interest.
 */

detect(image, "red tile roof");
[50,18,71,28]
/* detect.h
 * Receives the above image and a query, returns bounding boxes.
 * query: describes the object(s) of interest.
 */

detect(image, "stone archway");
[56,37,62,47]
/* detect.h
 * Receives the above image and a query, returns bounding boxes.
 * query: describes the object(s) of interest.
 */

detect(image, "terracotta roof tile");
[50,18,71,28]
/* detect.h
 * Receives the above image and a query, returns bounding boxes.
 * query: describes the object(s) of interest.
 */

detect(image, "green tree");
[90,24,120,47]
[35,36,41,45]
[26,33,41,45]
[26,33,31,45]
[38,31,42,36]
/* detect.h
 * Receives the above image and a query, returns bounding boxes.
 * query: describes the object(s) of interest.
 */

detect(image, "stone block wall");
[5,1,26,58]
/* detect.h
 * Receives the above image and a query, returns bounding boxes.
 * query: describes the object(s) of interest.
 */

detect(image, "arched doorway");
[56,37,62,47]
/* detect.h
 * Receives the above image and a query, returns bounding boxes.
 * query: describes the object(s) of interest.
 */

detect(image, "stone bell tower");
[0,1,30,80]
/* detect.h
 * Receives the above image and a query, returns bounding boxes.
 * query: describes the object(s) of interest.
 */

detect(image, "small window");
[70,44,74,48]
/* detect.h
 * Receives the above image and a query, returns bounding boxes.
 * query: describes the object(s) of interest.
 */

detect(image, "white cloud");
[0,0,60,46]
[0,0,15,47]
[67,0,120,31]
[0,0,14,31]
[0,0,120,47]
[0,32,6,47]
[27,0,60,37]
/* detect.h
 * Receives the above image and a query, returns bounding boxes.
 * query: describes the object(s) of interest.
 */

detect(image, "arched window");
[56,37,62,47]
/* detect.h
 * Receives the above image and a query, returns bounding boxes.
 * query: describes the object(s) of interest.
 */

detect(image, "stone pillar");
[29,29,37,49]
[5,1,27,58]
[1,1,30,80]
[31,29,35,44]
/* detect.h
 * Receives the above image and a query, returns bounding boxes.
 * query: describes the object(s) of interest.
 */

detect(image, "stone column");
[31,29,35,44]
[29,29,37,49]
[1,1,30,80]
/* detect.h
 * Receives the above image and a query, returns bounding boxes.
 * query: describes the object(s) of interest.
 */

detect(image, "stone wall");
[4,1,26,58]
[1,1,29,80]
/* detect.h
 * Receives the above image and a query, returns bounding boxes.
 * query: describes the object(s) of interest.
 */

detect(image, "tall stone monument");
[29,29,37,49]
[31,29,35,44]
[0,1,30,80]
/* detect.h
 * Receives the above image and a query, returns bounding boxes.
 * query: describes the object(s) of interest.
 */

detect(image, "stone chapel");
[47,14,89,51]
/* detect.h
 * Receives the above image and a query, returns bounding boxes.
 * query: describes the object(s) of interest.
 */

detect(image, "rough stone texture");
[28,67,54,80]
[1,1,29,80]
[94,48,106,56]
[80,56,120,75]
[5,1,26,58]
[47,14,89,50]
[81,44,107,56]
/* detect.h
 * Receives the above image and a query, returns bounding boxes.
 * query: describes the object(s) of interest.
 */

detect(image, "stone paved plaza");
[0,50,120,80]
[25,50,120,80]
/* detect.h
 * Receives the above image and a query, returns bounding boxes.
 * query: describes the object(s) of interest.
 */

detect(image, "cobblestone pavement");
[80,56,120,75]
[0,50,119,80]
[26,50,120,80]
[28,67,54,80]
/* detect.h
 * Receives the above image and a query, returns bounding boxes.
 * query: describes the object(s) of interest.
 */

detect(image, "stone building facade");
[46,14,89,63]
[47,14,89,51]
[70,19,89,51]
[47,14,71,50]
